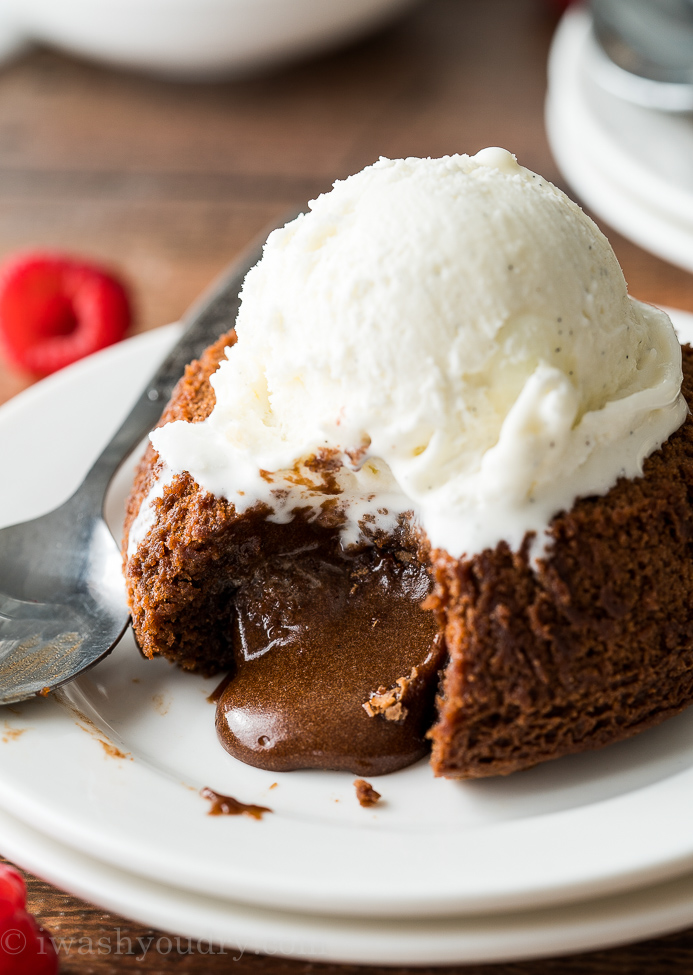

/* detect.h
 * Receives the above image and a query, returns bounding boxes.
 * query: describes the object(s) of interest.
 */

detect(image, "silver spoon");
[590,0,693,111]
[0,236,266,705]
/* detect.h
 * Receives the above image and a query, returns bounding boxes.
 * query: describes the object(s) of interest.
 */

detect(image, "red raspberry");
[0,865,58,975]
[0,253,131,376]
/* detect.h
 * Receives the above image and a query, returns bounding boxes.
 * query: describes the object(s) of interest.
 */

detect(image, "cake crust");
[123,330,239,674]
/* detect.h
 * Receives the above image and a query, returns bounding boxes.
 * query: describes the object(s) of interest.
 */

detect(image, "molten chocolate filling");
[215,532,444,776]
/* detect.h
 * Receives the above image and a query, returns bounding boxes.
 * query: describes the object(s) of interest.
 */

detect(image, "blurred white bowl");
[0,0,419,78]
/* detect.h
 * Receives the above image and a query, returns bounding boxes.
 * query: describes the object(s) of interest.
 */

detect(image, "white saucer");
[3,801,693,966]
[546,8,693,272]
[3,319,693,927]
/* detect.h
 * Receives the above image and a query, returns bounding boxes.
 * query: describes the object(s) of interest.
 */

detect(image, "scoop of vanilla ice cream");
[148,148,686,559]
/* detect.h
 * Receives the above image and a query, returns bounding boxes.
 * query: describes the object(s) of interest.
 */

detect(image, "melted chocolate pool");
[216,542,443,776]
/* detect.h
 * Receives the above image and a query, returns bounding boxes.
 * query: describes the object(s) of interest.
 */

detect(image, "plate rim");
[4,802,693,965]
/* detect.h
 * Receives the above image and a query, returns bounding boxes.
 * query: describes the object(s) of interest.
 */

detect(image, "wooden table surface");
[2,0,693,972]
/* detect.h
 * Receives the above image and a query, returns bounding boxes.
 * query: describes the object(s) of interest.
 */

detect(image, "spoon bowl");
[0,497,128,703]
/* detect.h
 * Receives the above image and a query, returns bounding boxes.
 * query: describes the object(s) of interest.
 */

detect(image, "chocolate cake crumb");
[200,786,271,820]
[364,664,428,722]
[354,779,381,807]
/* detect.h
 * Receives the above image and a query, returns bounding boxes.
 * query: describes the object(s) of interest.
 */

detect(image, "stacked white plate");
[546,6,693,274]
[2,322,693,965]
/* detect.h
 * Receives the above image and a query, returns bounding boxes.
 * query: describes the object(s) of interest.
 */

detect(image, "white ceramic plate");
[546,8,693,273]
[3,319,693,921]
[3,801,693,965]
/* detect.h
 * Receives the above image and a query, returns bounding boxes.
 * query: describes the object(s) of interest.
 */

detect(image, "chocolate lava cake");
[122,332,693,779]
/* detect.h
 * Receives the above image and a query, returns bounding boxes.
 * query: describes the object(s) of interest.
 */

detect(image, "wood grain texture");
[5,857,693,974]
[1,0,693,971]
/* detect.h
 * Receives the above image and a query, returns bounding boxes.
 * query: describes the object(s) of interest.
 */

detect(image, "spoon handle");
[78,232,269,504]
